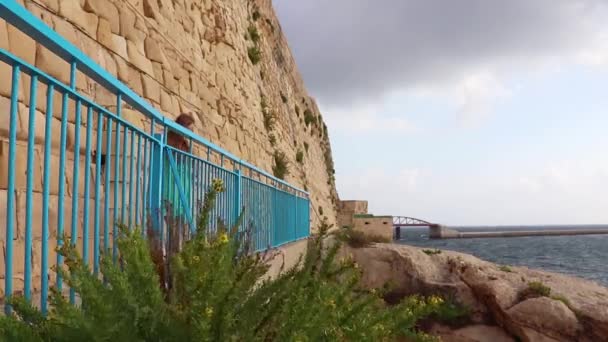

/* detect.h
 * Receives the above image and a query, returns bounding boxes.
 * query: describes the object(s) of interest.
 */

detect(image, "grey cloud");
[273,0,607,106]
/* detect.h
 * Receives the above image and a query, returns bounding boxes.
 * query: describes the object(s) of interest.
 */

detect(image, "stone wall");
[0,0,339,296]
[337,200,369,228]
[352,216,393,241]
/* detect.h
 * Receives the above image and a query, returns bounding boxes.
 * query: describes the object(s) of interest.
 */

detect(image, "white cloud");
[323,102,416,135]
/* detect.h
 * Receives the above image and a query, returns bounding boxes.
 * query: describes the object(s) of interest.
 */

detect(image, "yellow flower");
[428,295,444,306]
[192,255,200,263]
[212,178,225,193]
[326,299,336,309]
[218,233,229,244]
[205,307,213,317]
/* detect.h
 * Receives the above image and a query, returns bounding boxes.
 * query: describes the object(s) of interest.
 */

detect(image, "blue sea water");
[397,227,608,286]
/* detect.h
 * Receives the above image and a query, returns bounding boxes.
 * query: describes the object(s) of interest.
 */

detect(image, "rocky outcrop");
[345,244,608,342]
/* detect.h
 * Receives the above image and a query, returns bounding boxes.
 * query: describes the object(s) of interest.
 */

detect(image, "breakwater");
[429,225,608,239]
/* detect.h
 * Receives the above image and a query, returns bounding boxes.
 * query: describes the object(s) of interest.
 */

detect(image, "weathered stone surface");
[0,140,43,193]
[127,40,154,75]
[431,324,515,342]
[348,243,608,342]
[84,0,120,34]
[7,24,36,65]
[144,37,166,64]
[142,74,161,103]
[507,297,581,340]
[58,0,99,37]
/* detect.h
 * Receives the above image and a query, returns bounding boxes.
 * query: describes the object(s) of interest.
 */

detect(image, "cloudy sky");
[274,0,608,225]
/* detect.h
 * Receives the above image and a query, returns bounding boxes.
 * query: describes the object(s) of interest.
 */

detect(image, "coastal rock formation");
[345,244,608,342]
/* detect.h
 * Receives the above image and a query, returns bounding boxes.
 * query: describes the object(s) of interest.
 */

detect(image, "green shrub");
[520,281,551,300]
[248,25,260,43]
[296,150,304,164]
[304,109,314,126]
[248,46,261,65]
[272,150,289,179]
[423,249,442,256]
[338,227,391,248]
[0,184,449,341]
[550,294,571,307]
[499,265,513,273]
[303,142,309,153]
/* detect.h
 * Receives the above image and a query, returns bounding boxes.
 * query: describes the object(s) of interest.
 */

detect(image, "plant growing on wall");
[248,25,260,43]
[304,109,315,126]
[303,142,309,153]
[296,150,304,164]
[248,46,261,65]
[272,150,289,179]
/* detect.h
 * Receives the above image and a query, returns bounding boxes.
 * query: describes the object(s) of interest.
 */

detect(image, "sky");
[273,0,608,225]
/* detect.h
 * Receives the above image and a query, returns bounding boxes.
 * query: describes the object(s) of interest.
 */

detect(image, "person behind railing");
[163,113,195,252]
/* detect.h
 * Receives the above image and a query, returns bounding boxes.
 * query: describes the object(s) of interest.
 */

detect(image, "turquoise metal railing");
[0,0,310,313]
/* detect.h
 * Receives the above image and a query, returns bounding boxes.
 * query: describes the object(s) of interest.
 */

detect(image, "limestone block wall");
[337,200,369,228]
[0,0,339,296]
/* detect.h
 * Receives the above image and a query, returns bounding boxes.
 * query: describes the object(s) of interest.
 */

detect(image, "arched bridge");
[392,216,440,240]
[393,216,435,227]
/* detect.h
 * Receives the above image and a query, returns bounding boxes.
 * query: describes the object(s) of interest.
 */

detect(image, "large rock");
[346,243,608,341]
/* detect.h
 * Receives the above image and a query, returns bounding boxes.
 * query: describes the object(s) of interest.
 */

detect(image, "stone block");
[127,40,154,75]
[52,16,80,49]
[151,62,164,83]
[47,153,68,196]
[25,2,53,27]
[144,37,167,64]
[142,74,161,103]
[126,66,143,94]
[35,0,59,12]
[35,44,87,90]
[0,57,13,99]
[163,68,177,89]
[119,7,136,38]
[58,0,99,37]
[0,18,9,50]
[84,0,120,34]
[7,24,36,65]
[65,157,96,198]
[0,140,43,193]
[4,101,63,149]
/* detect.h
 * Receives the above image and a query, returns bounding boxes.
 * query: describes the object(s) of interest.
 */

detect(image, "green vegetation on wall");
[272,150,289,179]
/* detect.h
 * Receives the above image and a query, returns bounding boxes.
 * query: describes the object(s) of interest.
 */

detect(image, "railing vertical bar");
[82,106,93,268]
[24,74,38,300]
[55,91,69,293]
[104,116,113,255]
[112,94,122,262]
[141,138,148,232]
[40,83,54,313]
[4,65,20,314]
[134,133,142,228]
[121,126,128,225]
[69,98,82,304]
[93,111,103,275]
[128,129,135,229]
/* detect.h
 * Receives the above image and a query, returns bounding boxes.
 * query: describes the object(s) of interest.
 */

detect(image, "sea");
[397,225,608,286]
